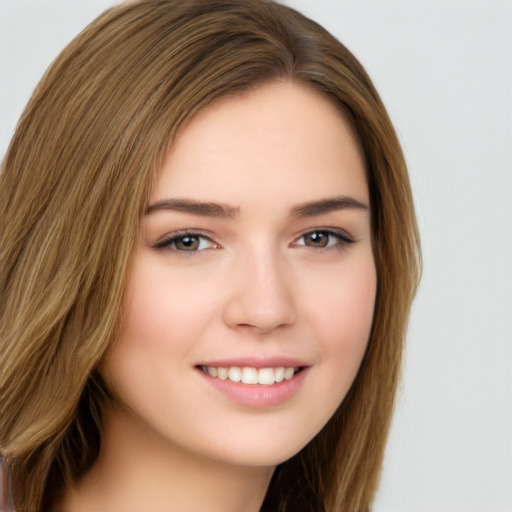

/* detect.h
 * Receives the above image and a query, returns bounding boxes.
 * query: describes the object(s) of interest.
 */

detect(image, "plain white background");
[1,1,510,511]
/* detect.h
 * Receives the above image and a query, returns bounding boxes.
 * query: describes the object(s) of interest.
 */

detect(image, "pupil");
[307,232,327,247]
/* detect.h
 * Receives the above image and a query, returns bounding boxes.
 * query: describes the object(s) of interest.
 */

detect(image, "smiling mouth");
[197,365,303,386]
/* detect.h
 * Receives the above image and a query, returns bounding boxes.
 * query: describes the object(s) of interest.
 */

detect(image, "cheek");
[311,252,376,333]
[287,256,376,440]
[310,257,376,385]
[102,259,213,399]
[117,258,215,352]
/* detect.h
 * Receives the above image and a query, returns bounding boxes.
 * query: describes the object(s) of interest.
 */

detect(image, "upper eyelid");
[293,227,355,243]
[152,230,217,249]
[156,228,214,238]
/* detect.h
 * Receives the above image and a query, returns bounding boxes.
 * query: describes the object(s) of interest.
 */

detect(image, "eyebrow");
[290,196,369,217]
[145,195,368,219]
[145,198,239,218]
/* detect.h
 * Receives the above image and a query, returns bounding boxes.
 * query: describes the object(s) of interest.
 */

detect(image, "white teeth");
[274,367,285,383]
[228,367,242,382]
[217,367,228,380]
[241,367,258,384]
[284,367,295,380]
[203,365,298,385]
[258,368,275,385]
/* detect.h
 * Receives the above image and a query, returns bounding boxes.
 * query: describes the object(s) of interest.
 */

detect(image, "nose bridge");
[223,240,297,333]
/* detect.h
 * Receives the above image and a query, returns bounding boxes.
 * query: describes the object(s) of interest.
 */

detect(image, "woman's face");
[104,82,376,467]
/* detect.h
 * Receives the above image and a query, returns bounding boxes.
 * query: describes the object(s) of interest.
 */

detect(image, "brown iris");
[303,231,332,248]
[174,235,201,251]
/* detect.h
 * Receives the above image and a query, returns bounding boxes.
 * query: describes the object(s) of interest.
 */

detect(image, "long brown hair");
[0,1,421,510]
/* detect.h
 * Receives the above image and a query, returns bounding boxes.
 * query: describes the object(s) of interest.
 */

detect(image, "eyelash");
[152,228,354,254]
[293,228,354,249]
[152,230,217,253]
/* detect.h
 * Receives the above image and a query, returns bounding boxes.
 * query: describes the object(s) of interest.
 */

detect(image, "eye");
[152,232,218,252]
[294,229,354,249]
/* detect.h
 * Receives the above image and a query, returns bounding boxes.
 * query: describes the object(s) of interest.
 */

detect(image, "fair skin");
[60,81,376,512]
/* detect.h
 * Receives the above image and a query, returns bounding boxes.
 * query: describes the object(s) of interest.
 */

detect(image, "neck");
[57,405,275,512]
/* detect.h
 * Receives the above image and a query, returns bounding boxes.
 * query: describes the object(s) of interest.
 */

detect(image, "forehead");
[154,81,368,207]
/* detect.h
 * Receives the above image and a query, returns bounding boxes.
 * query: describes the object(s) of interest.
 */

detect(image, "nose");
[222,246,298,334]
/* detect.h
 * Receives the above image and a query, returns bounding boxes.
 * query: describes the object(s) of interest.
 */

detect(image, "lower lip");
[197,368,309,408]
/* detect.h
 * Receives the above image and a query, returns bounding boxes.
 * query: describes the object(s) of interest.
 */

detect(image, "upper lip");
[197,355,309,369]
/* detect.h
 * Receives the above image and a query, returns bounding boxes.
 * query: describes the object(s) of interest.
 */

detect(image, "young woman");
[0,1,421,511]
